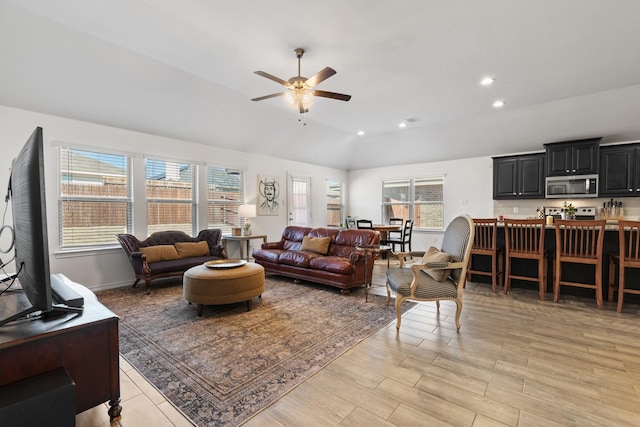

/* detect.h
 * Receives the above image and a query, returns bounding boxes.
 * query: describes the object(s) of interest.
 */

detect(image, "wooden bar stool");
[504,218,547,300]
[608,220,640,313]
[554,219,606,309]
[466,218,503,293]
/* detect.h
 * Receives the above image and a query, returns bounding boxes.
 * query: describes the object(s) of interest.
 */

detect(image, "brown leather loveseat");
[117,229,225,294]
[252,226,380,293]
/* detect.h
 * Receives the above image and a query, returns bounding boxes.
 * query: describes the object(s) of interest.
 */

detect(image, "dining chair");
[608,220,640,312]
[388,219,413,252]
[385,218,404,244]
[356,219,373,229]
[386,214,473,332]
[466,218,503,293]
[504,218,548,300]
[554,219,606,309]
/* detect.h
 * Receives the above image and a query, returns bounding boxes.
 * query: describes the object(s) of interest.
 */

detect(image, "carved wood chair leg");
[395,296,403,330]
[455,299,463,332]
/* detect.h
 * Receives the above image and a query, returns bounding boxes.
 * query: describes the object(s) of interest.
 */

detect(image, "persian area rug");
[97,275,414,427]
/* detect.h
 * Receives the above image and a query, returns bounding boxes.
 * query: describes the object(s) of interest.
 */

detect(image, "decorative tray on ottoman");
[204,259,247,269]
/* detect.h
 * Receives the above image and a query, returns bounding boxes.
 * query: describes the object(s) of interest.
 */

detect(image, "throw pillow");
[420,246,451,282]
[299,236,331,255]
[175,241,210,258]
[140,245,179,263]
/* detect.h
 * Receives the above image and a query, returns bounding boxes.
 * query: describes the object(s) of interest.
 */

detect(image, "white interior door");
[287,174,311,226]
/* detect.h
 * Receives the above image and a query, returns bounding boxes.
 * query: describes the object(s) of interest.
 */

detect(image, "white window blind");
[146,159,196,235]
[58,147,132,248]
[207,167,245,235]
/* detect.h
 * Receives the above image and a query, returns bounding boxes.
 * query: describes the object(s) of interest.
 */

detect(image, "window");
[382,176,444,230]
[207,167,245,235]
[326,180,343,226]
[59,147,132,248]
[146,159,196,235]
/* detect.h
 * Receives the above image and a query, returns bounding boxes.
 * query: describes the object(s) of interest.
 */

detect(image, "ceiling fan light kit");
[252,48,351,116]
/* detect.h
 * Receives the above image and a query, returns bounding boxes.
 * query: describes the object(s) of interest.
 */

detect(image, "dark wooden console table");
[0,275,121,422]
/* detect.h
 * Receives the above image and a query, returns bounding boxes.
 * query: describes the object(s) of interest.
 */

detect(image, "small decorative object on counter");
[561,201,576,220]
[537,206,545,219]
[601,199,624,219]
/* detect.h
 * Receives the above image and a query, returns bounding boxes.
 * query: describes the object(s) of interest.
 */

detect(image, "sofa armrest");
[129,252,147,276]
[210,243,226,258]
[261,241,283,250]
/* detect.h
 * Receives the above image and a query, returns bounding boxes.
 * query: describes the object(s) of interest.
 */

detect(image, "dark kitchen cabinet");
[493,153,545,199]
[545,138,600,176]
[599,143,640,196]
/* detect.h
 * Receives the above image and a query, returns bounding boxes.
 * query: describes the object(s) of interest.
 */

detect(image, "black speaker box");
[0,368,76,427]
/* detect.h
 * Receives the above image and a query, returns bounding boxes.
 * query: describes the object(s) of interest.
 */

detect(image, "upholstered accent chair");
[386,214,474,332]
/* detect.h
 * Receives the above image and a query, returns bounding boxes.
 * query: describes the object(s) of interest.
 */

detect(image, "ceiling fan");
[251,48,351,114]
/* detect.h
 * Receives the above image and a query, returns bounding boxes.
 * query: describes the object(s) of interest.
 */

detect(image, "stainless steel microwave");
[545,174,598,198]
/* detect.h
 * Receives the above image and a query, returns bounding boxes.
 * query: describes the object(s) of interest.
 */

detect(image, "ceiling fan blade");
[305,67,336,87]
[313,90,352,102]
[251,92,286,101]
[254,71,288,86]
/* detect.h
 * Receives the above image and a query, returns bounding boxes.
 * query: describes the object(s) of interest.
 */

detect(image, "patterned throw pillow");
[299,236,331,255]
[420,246,451,281]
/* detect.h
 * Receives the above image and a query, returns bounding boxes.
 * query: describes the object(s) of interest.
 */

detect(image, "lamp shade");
[238,204,256,218]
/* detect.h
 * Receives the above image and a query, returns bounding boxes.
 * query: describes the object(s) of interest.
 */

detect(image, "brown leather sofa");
[252,226,380,293]
[116,229,225,294]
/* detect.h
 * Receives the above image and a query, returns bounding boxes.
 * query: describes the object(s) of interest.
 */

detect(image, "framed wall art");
[257,175,280,216]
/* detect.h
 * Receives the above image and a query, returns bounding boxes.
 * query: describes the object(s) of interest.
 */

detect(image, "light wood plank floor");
[80,261,640,426]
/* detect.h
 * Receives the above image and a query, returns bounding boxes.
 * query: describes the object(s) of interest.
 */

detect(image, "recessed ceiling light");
[398,122,407,128]
[481,77,495,86]
[492,100,506,108]
[357,130,365,136]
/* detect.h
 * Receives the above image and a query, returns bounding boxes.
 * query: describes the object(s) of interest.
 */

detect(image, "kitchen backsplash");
[493,198,640,220]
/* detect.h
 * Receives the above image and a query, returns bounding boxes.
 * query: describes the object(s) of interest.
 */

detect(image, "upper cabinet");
[493,153,545,199]
[544,138,600,176]
[599,143,640,197]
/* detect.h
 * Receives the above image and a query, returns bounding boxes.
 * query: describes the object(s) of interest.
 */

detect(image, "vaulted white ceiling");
[2,0,640,170]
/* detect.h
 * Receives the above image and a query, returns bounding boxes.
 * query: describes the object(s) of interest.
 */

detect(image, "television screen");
[0,127,52,325]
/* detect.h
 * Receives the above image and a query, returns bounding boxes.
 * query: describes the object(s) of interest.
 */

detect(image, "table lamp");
[238,204,256,236]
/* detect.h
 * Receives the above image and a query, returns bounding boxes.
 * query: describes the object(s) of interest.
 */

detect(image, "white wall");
[348,156,494,249]
[0,105,347,290]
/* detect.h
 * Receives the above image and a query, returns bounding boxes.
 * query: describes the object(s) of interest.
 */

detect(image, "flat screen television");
[0,127,82,326]
[0,127,52,325]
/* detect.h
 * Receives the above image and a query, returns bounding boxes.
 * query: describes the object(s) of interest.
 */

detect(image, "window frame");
[326,180,344,227]
[145,157,198,236]
[206,166,246,235]
[381,176,444,231]
[58,146,133,250]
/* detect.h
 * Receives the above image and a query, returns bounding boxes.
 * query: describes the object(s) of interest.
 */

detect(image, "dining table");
[372,224,402,242]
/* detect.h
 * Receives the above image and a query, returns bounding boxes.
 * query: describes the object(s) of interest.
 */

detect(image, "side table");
[356,244,391,302]
[222,234,268,261]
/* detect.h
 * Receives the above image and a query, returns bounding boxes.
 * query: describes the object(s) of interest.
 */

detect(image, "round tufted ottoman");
[183,262,265,317]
